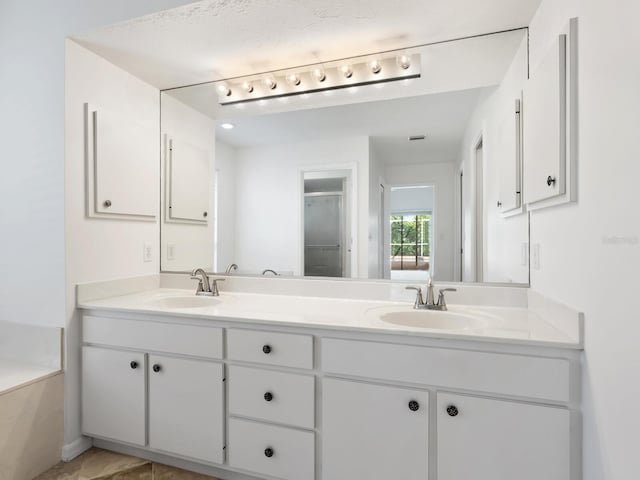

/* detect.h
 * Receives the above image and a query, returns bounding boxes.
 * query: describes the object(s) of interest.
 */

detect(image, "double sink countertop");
[78,287,583,350]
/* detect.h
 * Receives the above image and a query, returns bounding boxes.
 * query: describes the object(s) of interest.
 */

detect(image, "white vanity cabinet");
[322,377,429,480]
[437,393,570,480]
[81,312,580,480]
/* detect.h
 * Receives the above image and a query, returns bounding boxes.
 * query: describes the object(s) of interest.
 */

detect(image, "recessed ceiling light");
[220,123,235,130]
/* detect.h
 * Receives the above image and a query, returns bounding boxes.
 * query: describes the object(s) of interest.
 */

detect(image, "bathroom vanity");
[79,282,582,480]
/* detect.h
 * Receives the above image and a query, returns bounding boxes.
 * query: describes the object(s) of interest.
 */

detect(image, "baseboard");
[62,436,93,462]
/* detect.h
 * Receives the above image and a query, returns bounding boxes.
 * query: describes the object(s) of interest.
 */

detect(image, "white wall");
[214,141,237,272]
[160,93,216,272]
[456,37,530,284]
[233,136,370,277]
[64,39,164,450]
[526,1,640,479]
[384,162,456,281]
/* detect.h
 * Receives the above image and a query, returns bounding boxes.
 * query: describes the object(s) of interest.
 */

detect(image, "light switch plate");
[167,244,175,261]
[521,242,529,266]
[531,243,540,270]
[143,243,153,262]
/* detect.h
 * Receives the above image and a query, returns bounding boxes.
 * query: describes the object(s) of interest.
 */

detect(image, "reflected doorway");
[389,186,434,282]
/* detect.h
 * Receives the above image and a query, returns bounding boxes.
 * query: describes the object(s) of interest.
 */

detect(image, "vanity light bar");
[216,54,421,105]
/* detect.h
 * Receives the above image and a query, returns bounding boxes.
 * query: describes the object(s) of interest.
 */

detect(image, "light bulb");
[241,81,254,93]
[370,59,382,74]
[340,65,353,78]
[216,83,232,96]
[312,67,326,82]
[397,54,411,70]
[263,76,277,90]
[286,73,301,86]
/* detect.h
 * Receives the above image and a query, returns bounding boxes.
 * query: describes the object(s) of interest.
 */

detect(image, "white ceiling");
[215,86,493,164]
[74,0,541,89]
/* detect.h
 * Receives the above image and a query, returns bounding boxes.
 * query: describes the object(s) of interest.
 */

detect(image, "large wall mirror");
[160,29,530,284]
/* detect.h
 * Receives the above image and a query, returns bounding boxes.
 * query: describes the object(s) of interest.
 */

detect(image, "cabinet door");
[437,393,570,480]
[522,34,567,205]
[148,355,224,464]
[167,138,211,223]
[322,378,429,480]
[497,98,523,213]
[82,346,146,445]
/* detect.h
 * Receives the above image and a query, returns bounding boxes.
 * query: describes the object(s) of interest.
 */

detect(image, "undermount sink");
[368,306,496,331]
[145,295,221,309]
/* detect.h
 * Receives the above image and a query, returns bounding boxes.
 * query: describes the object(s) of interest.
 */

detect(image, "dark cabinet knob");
[408,400,420,411]
[103,199,112,208]
[446,405,459,417]
[497,201,502,208]
[264,447,274,458]
[152,364,162,373]
[262,344,272,354]
[203,211,208,218]
[547,175,556,186]
[130,361,138,369]
[264,392,274,402]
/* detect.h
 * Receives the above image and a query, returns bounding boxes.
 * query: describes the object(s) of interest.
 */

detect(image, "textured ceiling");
[75,0,541,89]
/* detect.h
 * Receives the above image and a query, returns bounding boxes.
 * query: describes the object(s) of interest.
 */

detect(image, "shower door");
[304,193,344,277]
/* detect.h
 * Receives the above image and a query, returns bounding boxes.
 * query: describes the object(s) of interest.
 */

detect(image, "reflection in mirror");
[160,29,530,284]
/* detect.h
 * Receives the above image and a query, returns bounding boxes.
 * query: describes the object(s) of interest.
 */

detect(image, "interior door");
[148,355,224,463]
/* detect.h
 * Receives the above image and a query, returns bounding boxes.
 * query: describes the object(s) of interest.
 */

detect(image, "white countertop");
[78,288,583,350]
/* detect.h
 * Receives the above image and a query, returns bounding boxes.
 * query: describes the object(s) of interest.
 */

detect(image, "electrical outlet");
[167,244,175,261]
[143,243,153,263]
[531,243,540,270]
[521,242,529,266]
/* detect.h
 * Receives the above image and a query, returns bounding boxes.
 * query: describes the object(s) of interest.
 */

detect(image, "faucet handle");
[437,288,457,310]
[405,286,424,309]
[210,278,226,296]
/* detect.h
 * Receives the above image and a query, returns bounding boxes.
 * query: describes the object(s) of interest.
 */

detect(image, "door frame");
[298,164,358,278]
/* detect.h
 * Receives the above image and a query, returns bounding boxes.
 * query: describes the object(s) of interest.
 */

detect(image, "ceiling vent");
[408,135,426,141]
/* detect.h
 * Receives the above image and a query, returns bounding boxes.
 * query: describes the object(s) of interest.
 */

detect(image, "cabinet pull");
[152,364,162,373]
[408,400,420,412]
[264,392,274,402]
[547,175,556,186]
[264,447,274,458]
[446,405,459,417]
[129,361,138,369]
[262,344,272,354]
[497,201,502,208]
[103,199,112,208]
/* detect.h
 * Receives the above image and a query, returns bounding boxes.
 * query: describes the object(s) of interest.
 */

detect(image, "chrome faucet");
[226,263,238,274]
[190,268,225,296]
[405,279,457,311]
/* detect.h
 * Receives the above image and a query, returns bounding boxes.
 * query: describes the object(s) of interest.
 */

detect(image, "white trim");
[62,436,93,462]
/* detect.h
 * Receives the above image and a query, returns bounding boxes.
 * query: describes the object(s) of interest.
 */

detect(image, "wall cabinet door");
[81,346,146,446]
[522,34,567,205]
[497,98,523,213]
[437,393,570,480]
[148,355,224,464]
[322,378,429,480]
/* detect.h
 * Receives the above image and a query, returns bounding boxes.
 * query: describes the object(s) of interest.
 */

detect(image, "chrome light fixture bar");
[215,53,421,105]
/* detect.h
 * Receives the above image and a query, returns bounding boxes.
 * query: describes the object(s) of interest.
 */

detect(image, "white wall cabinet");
[437,392,571,480]
[322,377,429,480]
[81,346,146,446]
[166,137,211,223]
[148,355,224,463]
[85,105,157,220]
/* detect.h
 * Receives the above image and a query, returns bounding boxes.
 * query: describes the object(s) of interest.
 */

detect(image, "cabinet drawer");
[322,338,570,402]
[83,315,223,359]
[228,418,314,480]
[227,329,313,369]
[229,365,314,428]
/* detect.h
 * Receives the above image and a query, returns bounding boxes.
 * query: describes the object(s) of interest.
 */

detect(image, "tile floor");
[34,448,221,480]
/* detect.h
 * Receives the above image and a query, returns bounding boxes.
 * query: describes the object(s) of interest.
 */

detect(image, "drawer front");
[229,365,315,428]
[228,418,315,480]
[227,329,313,369]
[83,315,223,359]
[321,338,570,402]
